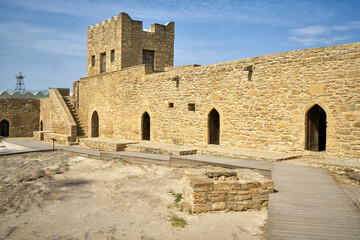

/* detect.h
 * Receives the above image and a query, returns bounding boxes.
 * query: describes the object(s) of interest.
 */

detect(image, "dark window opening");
[208,109,220,145]
[100,52,106,73]
[40,120,43,131]
[248,70,253,80]
[0,119,9,137]
[169,103,174,108]
[142,112,150,140]
[143,50,155,70]
[91,111,99,137]
[188,103,195,111]
[306,104,327,151]
[244,65,253,80]
[91,55,95,67]
[111,49,115,62]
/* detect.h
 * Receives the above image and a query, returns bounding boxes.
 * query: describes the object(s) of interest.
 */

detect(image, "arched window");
[91,111,99,137]
[141,112,150,140]
[208,108,220,145]
[40,120,43,131]
[0,119,9,137]
[306,104,326,151]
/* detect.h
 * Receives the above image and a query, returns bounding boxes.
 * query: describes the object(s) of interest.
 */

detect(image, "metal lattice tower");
[15,72,25,94]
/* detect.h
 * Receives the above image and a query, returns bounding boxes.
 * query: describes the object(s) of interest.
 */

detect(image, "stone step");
[126,141,197,156]
[80,138,137,152]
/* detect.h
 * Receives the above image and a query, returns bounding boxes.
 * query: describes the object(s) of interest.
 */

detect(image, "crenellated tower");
[87,12,174,76]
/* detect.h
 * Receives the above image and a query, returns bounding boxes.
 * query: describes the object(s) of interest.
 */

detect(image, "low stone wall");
[33,131,50,141]
[183,168,274,213]
[80,138,137,152]
[44,133,72,145]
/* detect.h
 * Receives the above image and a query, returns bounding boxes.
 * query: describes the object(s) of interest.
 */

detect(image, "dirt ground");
[0,148,267,240]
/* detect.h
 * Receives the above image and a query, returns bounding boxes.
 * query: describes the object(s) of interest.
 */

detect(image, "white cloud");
[289,35,351,47]
[291,25,328,36]
[332,21,360,31]
[5,0,334,27]
[0,22,85,56]
[287,21,360,47]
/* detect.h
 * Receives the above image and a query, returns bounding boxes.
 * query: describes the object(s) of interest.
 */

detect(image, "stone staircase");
[63,96,86,140]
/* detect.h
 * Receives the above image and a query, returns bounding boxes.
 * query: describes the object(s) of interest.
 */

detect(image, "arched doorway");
[40,120,43,131]
[142,112,150,140]
[91,111,99,137]
[0,119,9,137]
[208,108,220,145]
[306,104,326,151]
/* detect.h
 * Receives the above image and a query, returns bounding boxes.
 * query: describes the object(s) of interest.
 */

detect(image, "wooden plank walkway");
[268,163,360,240]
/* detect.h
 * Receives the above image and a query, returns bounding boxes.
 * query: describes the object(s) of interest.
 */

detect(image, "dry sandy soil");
[0,148,267,240]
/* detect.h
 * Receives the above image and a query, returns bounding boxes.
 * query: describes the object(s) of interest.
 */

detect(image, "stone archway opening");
[208,108,220,145]
[142,112,150,141]
[0,119,9,137]
[91,111,99,138]
[306,104,327,151]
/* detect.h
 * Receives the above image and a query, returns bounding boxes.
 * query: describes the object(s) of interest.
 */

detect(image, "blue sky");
[0,0,359,91]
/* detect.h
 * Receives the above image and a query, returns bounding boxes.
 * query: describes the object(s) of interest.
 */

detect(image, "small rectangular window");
[100,52,106,73]
[188,103,195,111]
[91,55,95,67]
[169,103,174,108]
[111,49,115,62]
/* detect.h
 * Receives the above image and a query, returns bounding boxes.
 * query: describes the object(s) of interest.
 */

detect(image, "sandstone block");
[190,178,213,192]
[192,204,210,213]
[213,182,232,191]
[212,202,226,211]
[208,192,228,202]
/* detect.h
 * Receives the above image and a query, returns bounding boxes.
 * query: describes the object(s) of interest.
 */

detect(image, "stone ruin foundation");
[183,168,274,213]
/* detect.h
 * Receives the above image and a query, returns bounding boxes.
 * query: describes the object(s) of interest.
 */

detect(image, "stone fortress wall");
[75,36,360,158]
[0,98,40,137]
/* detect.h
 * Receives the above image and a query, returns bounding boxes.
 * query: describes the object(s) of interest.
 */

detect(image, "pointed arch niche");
[141,111,150,140]
[306,104,327,151]
[91,111,99,137]
[208,108,220,145]
[0,119,9,137]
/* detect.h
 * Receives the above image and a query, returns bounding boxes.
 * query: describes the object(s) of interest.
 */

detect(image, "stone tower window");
[169,103,174,108]
[188,103,195,111]
[111,49,115,62]
[100,52,106,73]
[91,55,95,67]
[143,50,155,70]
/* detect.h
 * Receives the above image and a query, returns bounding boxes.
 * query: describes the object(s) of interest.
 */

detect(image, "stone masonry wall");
[39,89,77,140]
[183,169,274,213]
[87,12,174,76]
[0,98,40,137]
[76,42,360,158]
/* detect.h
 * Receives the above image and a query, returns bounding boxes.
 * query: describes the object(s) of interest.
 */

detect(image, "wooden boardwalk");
[268,163,360,240]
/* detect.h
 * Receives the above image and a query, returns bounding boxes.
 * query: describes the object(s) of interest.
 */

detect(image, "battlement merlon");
[87,12,174,36]
[86,12,174,75]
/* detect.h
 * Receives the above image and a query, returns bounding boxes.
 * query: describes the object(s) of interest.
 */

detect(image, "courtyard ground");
[0,144,267,240]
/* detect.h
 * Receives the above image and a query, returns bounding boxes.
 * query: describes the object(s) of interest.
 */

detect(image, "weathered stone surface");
[0,98,40,137]
[183,169,273,213]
